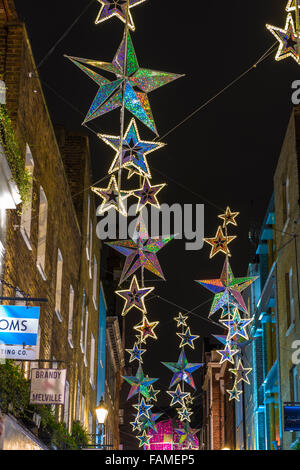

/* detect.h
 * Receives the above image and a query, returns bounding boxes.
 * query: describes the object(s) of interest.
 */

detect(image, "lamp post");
[95,397,108,450]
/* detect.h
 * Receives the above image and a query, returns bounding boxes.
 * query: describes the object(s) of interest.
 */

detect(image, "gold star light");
[286,0,300,11]
[266,14,300,64]
[203,226,236,259]
[115,275,154,316]
[229,359,252,385]
[91,175,130,216]
[174,312,188,328]
[134,316,159,343]
[218,206,239,227]
[95,0,147,31]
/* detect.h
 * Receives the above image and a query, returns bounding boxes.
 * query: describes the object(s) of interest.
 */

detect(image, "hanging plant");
[0,105,32,210]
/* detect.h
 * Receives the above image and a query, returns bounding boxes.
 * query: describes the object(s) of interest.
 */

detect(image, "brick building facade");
[200,339,236,450]
[273,106,300,450]
[0,0,102,442]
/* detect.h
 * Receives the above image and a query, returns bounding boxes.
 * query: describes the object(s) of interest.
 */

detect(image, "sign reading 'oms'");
[0,305,40,346]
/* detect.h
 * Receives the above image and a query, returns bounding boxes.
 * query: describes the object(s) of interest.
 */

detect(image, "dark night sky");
[13,0,300,423]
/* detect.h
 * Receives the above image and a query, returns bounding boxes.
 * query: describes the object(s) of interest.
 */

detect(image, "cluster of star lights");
[159,311,202,447]
[266,0,300,65]
[196,207,258,401]
[64,0,186,449]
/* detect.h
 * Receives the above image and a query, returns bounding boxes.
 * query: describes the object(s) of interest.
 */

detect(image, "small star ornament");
[167,384,189,406]
[218,206,239,227]
[91,175,130,216]
[133,177,166,212]
[136,430,152,448]
[216,342,239,364]
[266,14,300,64]
[125,343,146,363]
[115,275,154,316]
[203,226,236,259]
[220,312,253,341]
[133,397,153,418]
[229,359,252,385]
[227,384,243,402]
[174,312,188,328]
[100,118,165,178]
[177,407,193,422]
[95,0,147,31]
[134,316,159,343]
[176,327,199,349]
[147,385,160,402]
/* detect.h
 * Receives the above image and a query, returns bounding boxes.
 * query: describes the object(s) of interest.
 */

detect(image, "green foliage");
[71,420,90,448]
[0,361,90,450]
[0,360,30,417]
[0,105,32,209]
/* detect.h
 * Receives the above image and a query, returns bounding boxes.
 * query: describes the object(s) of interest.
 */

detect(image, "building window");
[285,268,295,329]
[76,380,81,421]
[20,145,34,250]
[68,285,74,348]
[93,256,97,309]
[36,187,48,280]
[290,366,299,402]
[88,411,93,435]
[80,289,85,353]
[90,333,95,388]
[55,249,63,322]
[0,79,6,104]
[64,380,70,431]
[282,176,290,225]
[81,394,85,427]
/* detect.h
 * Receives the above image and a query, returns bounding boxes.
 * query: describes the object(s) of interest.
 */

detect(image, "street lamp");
[95,397,108,449]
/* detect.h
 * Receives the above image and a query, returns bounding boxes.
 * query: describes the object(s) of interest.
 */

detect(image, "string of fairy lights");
[57,0,300,450]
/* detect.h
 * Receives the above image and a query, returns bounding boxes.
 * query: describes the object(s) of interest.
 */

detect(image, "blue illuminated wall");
[96,283,107,404]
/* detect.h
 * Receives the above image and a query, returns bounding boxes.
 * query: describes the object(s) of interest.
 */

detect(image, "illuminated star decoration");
[167,384,189,406]
[65,33,184,134]
[122,364,159,400]
[115,275,154,316]
[286,0,300,12]
[195,259,258,317]
[147,385,160,402]
[176,327,199,350]
[220,313,253,341]
[106,216,174,284]
[227,384,243,402]
[136,430,152,448]
[162,349,202,390]
[220,304,237,319]
[203,226,237,259]
[218,206,239,228]
[100,118,165,179]
[130,418,142,432]
[174,311,188,328]
[133,397,152,418]
[125,343,146,363]
[132,177,166,212]
[178,407,193,422]
[216,342,239,365]
[95,0,147,31]
[266,14,300,64]
[140,412,162,433]
[134,316,159,344]
[175,422,199,446]
[229,359,252,385]
[91,175,130,216]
